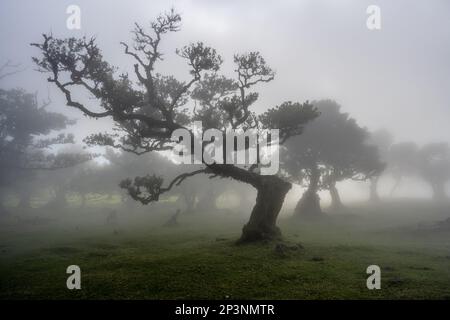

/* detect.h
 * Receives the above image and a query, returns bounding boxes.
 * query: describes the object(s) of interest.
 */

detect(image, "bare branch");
[0,60,26,80]
[120,168,208,204]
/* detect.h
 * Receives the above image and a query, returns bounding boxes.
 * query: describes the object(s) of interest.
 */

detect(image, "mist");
[1,0,450,301]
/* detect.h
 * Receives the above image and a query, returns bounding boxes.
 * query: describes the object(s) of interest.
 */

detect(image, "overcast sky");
[1,0,449,147]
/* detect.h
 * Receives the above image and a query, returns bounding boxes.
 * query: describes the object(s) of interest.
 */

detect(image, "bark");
[239,175,291,243]
[294,165,322,218]
[329,182,343,210]
[208,164,291,243]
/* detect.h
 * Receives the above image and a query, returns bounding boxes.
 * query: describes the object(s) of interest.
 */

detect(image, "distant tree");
[32,9,318,242]
[66,148,175,208]
[175,174,254,215]
[173,174,219,214]
[0,88,92,209]
[40,145,94,209]
[367,129,393,201]
[0,60,25,81]
[195,179,221,212]
[321,144,383,210]
[104,148,177,206]
[283,100,384,217]
[387,142,419,196]
[417,143,450,200]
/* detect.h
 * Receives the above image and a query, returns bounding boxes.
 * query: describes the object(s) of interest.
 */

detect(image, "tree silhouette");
[283,100,384,217]
[387,142,419,196]
[418,142,450,200]
[367,129,393,201]
[32,9,318,242]
[0,88,92,208]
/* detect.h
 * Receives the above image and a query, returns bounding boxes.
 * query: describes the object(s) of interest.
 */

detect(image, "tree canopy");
[283,100,384,215]
[418,142,450,200]
[31,9,319,242]
[0,87,93,208]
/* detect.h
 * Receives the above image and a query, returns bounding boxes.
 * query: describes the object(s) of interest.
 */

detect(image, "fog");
[2,1,450,140]
[1,0,450,300]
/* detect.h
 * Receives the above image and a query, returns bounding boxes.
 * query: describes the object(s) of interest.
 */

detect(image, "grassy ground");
[1,200,450,299]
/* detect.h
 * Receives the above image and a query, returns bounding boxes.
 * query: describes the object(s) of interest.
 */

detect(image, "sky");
[1,0,449,202]
[0,0,449,147]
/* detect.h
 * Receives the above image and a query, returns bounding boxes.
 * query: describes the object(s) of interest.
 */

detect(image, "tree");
[387,142,419,196]
[0,88,92,209]
[31,9,318,242]
[321,143,383,210]
[283,100,384,217]
[65,148,175,208]
[417,142,450,200]
[367,129,393,201]
[41,145,94,209]
[0,60,26,81]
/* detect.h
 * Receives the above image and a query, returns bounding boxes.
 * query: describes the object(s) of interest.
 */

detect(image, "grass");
[1,200,450,299]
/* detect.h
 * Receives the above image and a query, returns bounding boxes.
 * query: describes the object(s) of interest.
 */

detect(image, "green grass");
[1,200,450,299]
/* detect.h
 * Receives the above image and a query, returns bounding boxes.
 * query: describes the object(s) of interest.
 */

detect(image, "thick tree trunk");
[294,165,322,218]
[239,175,291,243]
[329,182,343,210]
[370,176,380,202]
[207,164,291,243]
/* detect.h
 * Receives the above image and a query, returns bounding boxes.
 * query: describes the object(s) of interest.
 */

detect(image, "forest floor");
[1,199,450,299]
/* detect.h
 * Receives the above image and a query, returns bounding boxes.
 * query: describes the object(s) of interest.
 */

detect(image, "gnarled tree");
[0,88,92,209]
[367,129,393,202]
[32,9,318,242]
[283,100,384,217]
[387,142,419,196]
[417,142,450,201]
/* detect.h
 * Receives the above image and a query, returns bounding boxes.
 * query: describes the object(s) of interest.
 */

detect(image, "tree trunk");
[239,175,291,243]
[183,192,196,214]
[329,182,343,210]
[370,176,380,202]
[389,176,401,197]
[207,164,291,243]
[294,165,322,218]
